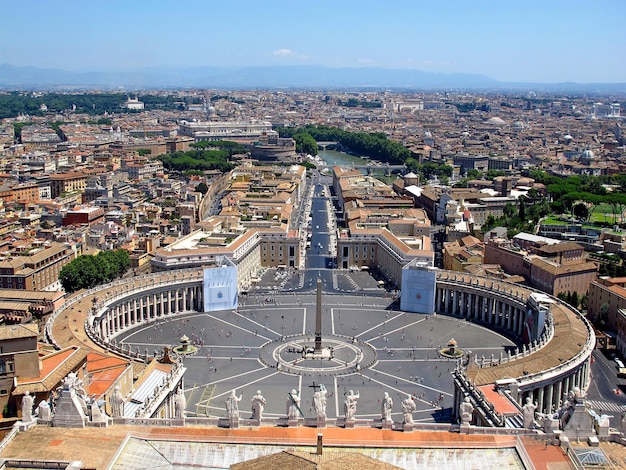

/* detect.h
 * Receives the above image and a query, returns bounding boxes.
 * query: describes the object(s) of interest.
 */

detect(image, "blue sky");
[2,0,624,83]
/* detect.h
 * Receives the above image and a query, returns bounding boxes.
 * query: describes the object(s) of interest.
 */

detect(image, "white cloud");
[272,48,309,60]
[357,58,375,65]
[273,49,293,56]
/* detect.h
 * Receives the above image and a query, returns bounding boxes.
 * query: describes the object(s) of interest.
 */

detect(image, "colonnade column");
[555,380,563,408]
[436,289,442,313]
[544,383,554,414]
[452,290,458,317]
[537,386,545,414]
[472,294,478,320]
[460,291,466,317]
[505,302,513,330]
[114,309,119,333]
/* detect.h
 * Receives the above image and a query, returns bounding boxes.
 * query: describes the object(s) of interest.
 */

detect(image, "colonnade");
[520,361,591,415]
[77,268,594,427]
[435,282,527,338]
[96,284,203,339]
[438,274,594,422]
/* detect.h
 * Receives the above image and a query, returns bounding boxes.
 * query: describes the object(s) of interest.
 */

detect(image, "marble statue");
[382,392,393,422]
[90,398,107,424]
[38,400,51,421]
[225,389,242,421]
[313,384,327,420]
[344,390,359,421]
[21,391,34,423]
[251,390,266,421]
[460,397,474,425]
[522,397,537,429]
[174,388,186,419]
[109,386,124,418]
[401,395,416,424]
[287,389,301,420]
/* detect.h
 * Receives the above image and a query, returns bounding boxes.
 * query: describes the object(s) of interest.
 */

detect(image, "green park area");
[591,203,624,224]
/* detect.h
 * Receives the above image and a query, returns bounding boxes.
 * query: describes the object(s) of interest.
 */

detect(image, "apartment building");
[0,241,77,290]
[453,154,489,173]
[587,277,626,332]
[442,235,484,272]
[484,235,597,297]
[178,119,272,142]
[62,206,105,227]
[0,324,39,417]
[50,173,88,199]
[151,226,299,290]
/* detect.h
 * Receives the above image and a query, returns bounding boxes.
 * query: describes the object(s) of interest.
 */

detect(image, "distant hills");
[0,63,624,93]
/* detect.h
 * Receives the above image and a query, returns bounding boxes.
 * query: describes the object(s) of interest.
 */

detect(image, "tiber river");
[316,149,401,184]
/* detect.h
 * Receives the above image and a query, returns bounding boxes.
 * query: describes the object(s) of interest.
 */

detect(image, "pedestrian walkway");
[585,399,626,414]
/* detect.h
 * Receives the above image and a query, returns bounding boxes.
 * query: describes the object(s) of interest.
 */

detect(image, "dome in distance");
[582,149,595,161]
[485,117,506,126]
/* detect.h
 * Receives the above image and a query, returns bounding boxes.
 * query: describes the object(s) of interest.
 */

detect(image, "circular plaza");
[45,267,594,427]
[115,293,514,423]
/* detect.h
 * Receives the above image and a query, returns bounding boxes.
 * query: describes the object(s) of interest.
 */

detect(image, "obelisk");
[315,278,322,352]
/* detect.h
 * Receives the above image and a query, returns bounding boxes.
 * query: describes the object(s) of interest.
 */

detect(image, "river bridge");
[317,162,407,175]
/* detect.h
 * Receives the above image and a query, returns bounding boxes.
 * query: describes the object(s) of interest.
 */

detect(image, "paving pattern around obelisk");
[118,292,514,424]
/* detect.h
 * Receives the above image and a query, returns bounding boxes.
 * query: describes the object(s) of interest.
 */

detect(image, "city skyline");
[2,0,625,84]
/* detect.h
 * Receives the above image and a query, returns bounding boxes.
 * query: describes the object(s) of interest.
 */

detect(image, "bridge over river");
[317,161,407,175]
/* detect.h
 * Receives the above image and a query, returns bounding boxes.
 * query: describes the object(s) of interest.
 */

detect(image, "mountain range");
[0,63,624,93]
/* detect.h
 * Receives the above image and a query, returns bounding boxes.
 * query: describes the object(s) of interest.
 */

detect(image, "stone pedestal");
[17,419,37,432]
[460,423,471,434]
[560,435,570,450]
[228,418,239,429]
[382,420,393,430]
[596,421,610,438]
[344,419,355,429]
[52,389,87,428]
[251,419,261,427]
[552,430,562,446]
[588,436,600,447]
[316,417,326,428]
[563,402,594,441]
[288,418,299,427]
[543,417,559,433]
[90,404,108,427]
[38,401,51,424]
[403,422,414,432]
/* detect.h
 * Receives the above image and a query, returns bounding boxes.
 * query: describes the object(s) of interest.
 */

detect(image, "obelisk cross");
[315,277,322,352]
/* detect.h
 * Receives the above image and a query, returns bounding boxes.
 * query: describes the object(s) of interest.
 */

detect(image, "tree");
[572,202,589,220]
[466,169,481,179]
[503,202,517,219]
[518,197,526,222]
[292,132,318,155]
[598,303,610,328]
[194,182,208,194]
[59,249,130,293]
